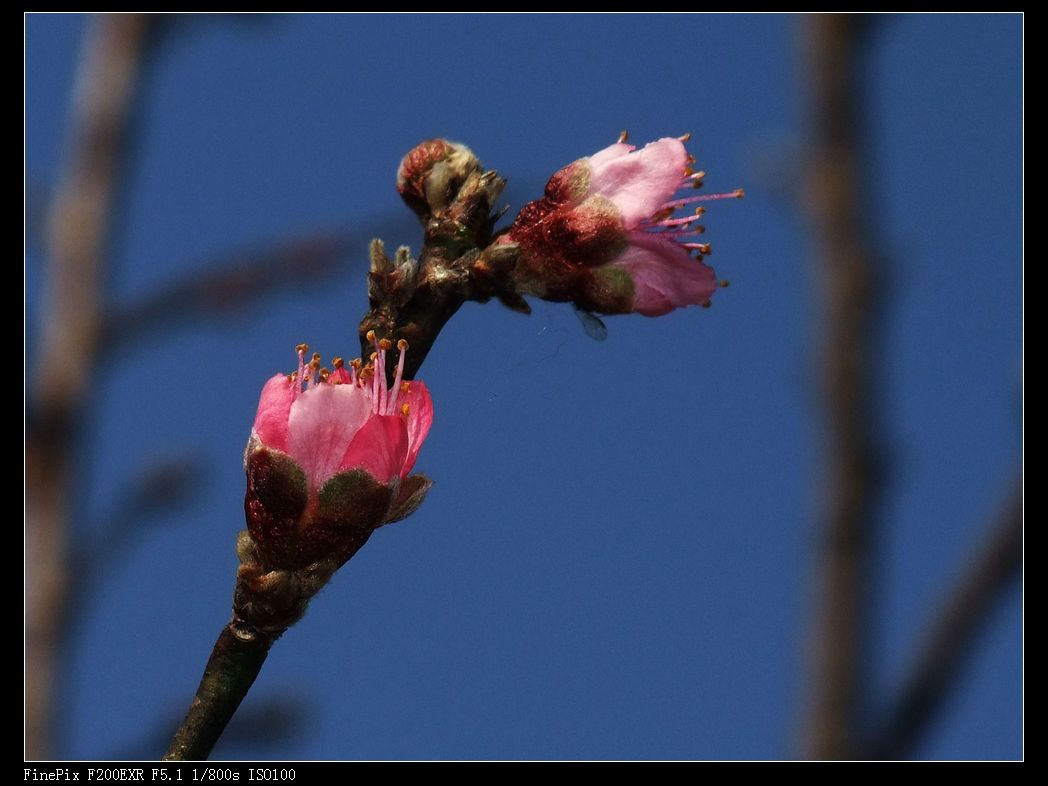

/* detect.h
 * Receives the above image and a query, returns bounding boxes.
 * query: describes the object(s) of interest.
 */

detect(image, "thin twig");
[164,151,508,761]
[799,14,881,760]
[864,479,1023,759]
[162,625,273,761]
[117,694,309,760]
[26,13,150,759]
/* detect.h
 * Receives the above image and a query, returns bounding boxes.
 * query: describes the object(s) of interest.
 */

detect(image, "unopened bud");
[396,139,481,219]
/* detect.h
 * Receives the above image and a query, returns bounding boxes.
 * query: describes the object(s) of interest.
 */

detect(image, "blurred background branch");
[799,14,882,760]
[24,15,359,759]
[864,477,1022,759]
[798,14,1022,761]
[100,230,356,353]
[26,13,152,759]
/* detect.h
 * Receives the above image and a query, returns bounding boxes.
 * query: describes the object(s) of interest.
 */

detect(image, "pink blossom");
[252,338,431,488]
[506,135,742,317]
[245,336,434,569]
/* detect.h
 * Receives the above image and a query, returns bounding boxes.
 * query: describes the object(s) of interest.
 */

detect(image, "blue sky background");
[25,13,1022,760]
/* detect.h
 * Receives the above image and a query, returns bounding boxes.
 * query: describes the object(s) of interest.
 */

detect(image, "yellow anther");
[617,129,629,143]
[679,132,692,142]
[400,403,410,416]
[311,352,321,363]
[701,300,712,309]
[397,338,409,351]
[332,357,345,369]
[697,243,712,255]
[378,338,392,351]
[365,329,377,342]
[401,381,411,393]
[295,343,309,355]
[719,279,731,288]
[734,188,745,199]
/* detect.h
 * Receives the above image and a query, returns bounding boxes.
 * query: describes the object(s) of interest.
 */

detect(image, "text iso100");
[248,772,294,782]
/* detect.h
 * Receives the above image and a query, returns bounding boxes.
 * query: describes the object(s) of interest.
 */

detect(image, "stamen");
[718,279,731,288]
[701,300,712,309]
[308,356,321,388]
[294,344,308,399]
[401,403,410,417]
[694,189,742,201]
[678,132,692,142]
[329,357,349,385]
[664,192,736,209]
[654,226,706,239]
[642,214,706,229]
[387,339,410,415]
[370,335,386,414]
[679,170,706,189]
[617,129,629,143]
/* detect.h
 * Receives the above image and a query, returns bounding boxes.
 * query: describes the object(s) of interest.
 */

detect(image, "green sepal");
[382,474,434,526]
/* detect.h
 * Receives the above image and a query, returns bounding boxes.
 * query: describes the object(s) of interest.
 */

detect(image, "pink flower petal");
[252,373,295,453]
[400,380,434,477]
[588,138,688,228]
[586,142,634,171]
[287,383,372,488]
[614,232,717,316]
[340,414,409,485]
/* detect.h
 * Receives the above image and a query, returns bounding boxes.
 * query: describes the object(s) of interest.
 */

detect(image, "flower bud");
[396,139,481,219]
